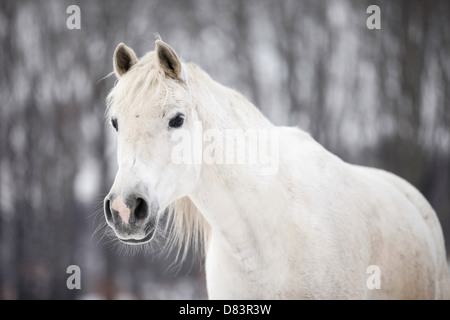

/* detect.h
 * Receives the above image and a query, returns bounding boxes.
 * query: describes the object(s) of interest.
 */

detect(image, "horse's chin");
[118,229,155,245]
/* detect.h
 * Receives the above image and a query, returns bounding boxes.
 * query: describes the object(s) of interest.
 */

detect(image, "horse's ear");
[155,40,185,81]
[113,43,138,78]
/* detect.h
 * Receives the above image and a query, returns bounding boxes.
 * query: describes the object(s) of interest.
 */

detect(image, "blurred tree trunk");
[232,0,261,107]
[272,0,302,117]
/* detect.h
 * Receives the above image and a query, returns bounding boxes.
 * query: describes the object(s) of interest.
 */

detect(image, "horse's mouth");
[117,220,156,245]
[118,228,155,245]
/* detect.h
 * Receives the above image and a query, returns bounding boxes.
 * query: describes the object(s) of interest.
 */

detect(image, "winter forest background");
[0,0,449,299]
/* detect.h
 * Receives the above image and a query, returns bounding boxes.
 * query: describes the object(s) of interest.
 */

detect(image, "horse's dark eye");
[169,113,184,128]
[111,118,118,131]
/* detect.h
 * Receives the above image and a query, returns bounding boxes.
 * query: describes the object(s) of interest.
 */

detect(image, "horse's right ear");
[113,43,138,78]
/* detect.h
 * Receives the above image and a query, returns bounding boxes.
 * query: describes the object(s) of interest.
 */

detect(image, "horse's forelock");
[105,52,167,121]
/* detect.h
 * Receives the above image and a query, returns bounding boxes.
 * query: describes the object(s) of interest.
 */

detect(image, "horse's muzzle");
[104,194,158,244]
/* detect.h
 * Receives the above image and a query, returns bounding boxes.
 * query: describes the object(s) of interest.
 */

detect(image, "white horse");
[103,40,450,299]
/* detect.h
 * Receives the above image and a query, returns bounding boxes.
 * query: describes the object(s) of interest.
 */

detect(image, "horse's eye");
[111,118,118,131]
[168,113,184,128]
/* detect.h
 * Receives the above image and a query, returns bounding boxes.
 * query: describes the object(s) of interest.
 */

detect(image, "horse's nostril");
[104,199,114,224]
[134,197,148,221]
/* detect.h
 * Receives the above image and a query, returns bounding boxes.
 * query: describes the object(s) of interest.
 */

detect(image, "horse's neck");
[190,67,273,131]
[188,72,286,271]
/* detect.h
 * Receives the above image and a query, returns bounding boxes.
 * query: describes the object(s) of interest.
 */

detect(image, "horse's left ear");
[155,40,185,81]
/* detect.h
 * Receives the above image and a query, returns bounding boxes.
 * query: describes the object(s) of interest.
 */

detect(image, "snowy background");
[0,0,449,299]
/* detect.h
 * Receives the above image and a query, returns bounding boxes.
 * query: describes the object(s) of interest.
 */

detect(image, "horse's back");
[353,165,450,299]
